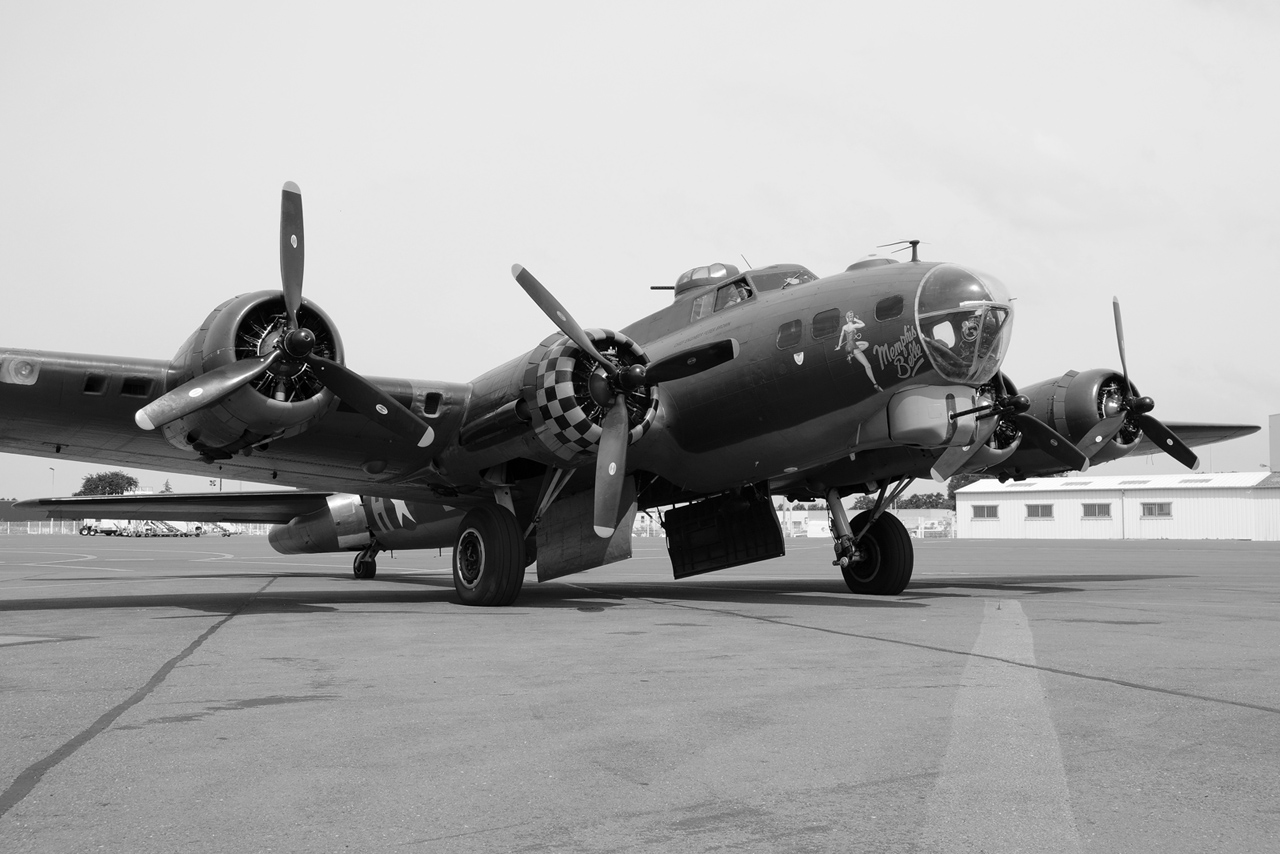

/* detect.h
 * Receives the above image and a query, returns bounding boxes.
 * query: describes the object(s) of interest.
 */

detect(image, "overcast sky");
[2,0,1278,498]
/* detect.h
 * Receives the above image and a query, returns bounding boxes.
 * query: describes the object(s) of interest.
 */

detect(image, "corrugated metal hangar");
[955,472,1280,541]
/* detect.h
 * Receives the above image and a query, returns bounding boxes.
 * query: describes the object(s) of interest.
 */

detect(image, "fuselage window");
[690,292,715,322]
[714,281,753,312]
[811,308,840,339]
[875,295,903,322]
[776,320,802,349]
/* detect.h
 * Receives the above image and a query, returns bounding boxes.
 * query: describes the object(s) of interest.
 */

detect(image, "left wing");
[15,490,334,524]
[0,347,473,503]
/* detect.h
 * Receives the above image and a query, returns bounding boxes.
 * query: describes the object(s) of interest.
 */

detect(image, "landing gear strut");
[827,483,914,596]
[352,542,379,579]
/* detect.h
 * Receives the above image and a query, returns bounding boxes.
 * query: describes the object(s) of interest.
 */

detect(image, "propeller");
[1075,299,1198,469]
[136,183,434,448]
[512,264,739,536]
[930,376,1089,481]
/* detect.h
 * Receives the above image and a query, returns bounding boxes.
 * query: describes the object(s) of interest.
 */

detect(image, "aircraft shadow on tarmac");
[0,571,1190,615]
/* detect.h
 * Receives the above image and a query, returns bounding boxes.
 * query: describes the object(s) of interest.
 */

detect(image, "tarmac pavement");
[1,535,1278,853]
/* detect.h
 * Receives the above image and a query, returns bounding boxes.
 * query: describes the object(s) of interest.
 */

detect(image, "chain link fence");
[0,521,272,536]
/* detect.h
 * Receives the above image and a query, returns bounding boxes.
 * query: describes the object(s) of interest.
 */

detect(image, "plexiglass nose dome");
[915,265,1013,384]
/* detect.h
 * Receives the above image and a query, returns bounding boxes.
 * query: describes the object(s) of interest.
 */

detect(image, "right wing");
[1128,422,1260,457]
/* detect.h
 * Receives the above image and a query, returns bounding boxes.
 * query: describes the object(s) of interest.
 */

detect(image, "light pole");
[49,467,54,492]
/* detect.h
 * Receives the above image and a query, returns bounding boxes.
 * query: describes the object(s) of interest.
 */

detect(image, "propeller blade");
[1014,413,1090,472]
[645,339,740,385]
[280,182,305,329]
[305,356,434,447]
[593,394,630,537]
[135,351,282,431]
[1076,413,1128,459]
[1112,297,1130,391]
[930,416,1003,482]
[1135,413,1199,469]
[512,264,616,374]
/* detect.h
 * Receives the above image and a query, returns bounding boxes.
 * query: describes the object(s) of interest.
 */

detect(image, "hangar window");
[1082,503,1111,518]
[812,309,840,339]
[972,505,998,519]
[1141,502,1172,518]
[1026,504,1054,519]
[1120,479,1149,485]
[875,295,904,322]
[776,320,802,349]
[120,377,153,397]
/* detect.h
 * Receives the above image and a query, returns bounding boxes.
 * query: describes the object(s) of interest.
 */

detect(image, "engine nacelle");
[1019,369,1142,462]
[268,494,467,555]
[988,368,1141,478]
[521,329,660,465]
[158,291,343,455]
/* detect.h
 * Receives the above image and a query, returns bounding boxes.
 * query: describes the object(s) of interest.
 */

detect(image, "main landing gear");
[352,543,378,579]
[827,483,914,595]
[452,504,525,607]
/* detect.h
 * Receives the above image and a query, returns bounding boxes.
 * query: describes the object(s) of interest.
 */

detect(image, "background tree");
[74,471,139,496]
[898,492,949,510]
[946,473,987,508]
[161,479,174,493]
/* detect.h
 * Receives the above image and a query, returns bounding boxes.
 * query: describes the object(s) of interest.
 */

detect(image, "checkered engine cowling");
[526,329,660,464]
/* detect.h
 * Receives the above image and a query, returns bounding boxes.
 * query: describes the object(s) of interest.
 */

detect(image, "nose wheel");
[353,544,379,579]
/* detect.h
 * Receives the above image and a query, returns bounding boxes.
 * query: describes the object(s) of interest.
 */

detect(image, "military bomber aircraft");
[3,183,1258,605]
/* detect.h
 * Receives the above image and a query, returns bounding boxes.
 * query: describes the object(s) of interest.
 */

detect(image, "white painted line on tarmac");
[920,599,1082,853]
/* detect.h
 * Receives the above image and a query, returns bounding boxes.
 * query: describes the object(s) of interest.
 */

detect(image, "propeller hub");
[621,364,647,392]
[282,327,316,359]
[1132,395,1155,415]
[1009,394,1031,414]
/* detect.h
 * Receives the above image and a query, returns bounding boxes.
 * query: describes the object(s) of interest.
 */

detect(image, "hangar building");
[955,472,1280,541]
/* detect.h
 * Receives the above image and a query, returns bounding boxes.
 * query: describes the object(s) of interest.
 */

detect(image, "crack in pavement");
[0,577,277,820]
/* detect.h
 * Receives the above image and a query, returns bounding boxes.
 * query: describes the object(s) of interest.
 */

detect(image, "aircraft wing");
[0,348,474,503]
[15,490,333,524]
[1128,422,1261,457]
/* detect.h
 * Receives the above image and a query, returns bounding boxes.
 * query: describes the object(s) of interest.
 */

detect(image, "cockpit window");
[691,292,715,322]
[916,265,1013,384]
[713,281,753,311]
[749,268,818,291]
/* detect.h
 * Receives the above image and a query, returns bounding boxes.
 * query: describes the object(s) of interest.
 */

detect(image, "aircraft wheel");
[841,510,914,595]
[79,526,91,536]
[453,504,525,607]
[353,553,377,579]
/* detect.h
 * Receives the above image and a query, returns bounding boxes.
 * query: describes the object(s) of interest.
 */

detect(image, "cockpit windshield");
[915,265,1013,384]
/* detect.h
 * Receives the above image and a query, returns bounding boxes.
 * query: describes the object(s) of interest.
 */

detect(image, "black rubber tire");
[353,555,377,579]
[79,527,90,536]
[841,510,914,595]
[453,505,526,606]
